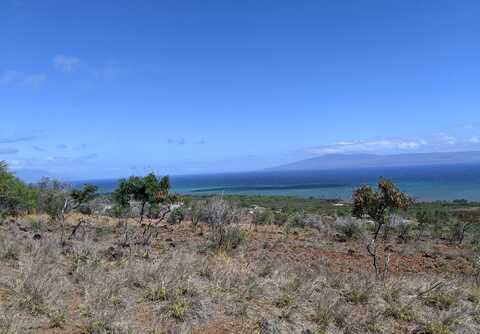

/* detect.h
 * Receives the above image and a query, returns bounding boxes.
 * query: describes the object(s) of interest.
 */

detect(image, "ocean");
[74,164,480,202]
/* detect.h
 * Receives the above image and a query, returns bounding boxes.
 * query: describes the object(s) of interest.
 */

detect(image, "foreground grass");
[0,210,479,333]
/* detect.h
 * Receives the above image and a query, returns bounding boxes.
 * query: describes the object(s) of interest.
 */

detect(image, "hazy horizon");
[2,1,480,180]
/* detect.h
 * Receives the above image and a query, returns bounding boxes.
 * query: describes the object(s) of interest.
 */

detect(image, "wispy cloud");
[22,74,47,87]
[307,135,480,156]
[168,138,186,145]
[0,148,19,155]
[53,55,81,73]
[469,137,479,144]
[0,134,36,144]
[307,139,426,155]
[0,70,46,87]
[32,146,46,152]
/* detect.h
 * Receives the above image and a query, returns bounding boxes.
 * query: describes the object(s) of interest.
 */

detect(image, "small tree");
[70,184,97,210]
[68,184,98,239]
[112,173,176,244]
[37,179,97,243]
[352,179,414,279]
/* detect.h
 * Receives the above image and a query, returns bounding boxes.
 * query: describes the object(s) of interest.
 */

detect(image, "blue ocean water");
[75,164,480,202]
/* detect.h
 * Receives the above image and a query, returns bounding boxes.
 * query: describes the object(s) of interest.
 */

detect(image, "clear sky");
[1,0,480,180]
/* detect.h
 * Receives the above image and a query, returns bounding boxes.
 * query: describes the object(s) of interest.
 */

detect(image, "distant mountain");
[270,151,480,171]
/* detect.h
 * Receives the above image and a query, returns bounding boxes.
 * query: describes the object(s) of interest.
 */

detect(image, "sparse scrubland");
[2,161,480,333]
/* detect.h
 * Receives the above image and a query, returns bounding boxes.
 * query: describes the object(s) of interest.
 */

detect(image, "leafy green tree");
[352,179,414,278]
[0,161,38,216]
[112,173,174,224]
[112,173,176,245]
[70,184,97,209]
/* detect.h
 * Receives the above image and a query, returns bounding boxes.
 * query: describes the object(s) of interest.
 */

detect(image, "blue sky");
[1,0,480,180]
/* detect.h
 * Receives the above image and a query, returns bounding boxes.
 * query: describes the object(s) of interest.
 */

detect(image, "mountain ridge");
[269,151,480,171]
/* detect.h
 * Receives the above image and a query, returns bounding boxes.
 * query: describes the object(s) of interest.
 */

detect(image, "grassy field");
[1,195,480,333]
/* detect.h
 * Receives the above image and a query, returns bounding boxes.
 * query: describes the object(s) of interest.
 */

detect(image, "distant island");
[269,151,480,171]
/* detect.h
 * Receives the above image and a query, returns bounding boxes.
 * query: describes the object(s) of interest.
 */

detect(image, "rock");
[423,252,436,259]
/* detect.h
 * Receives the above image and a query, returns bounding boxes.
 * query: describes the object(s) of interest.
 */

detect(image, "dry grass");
[0,211,479,333]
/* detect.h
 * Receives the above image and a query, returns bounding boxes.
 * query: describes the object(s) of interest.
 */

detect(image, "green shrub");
[288,212,307,228]
[168,207,185,225]
[168,298,189,320]
[422,322,453,334]
[335,220,362,240]
[425,292,457,310]
[222,225,247,250]
[274,211,290,225]
[346,288,370,304]
[384,305,415,322]
[254,209,274,225]
[144,286,167,302]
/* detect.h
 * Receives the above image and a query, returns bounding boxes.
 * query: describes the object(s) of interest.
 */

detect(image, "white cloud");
[22,74,46,87]
[307,133,480,156]
[53,55,81,73]
[0,70,46,87]
[307,139,426,155]
[469,136,480,144]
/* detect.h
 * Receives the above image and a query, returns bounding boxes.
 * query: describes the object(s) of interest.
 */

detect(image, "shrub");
[384,305,415,321]
[254,209,274,226]
[288,212,307,228]
[144,286,167,302]
[397,222,412,242]
[422,322,453,334]
[449,219,469,244]
[203,196,244,250]
[425,292,457,310]
[345,288,370,304]
[205,225,247,252]
[190,200,206,227]
[168,207,185,225]
[168,298,189,320]
[335,219,362,240]
[273,211,290,225]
